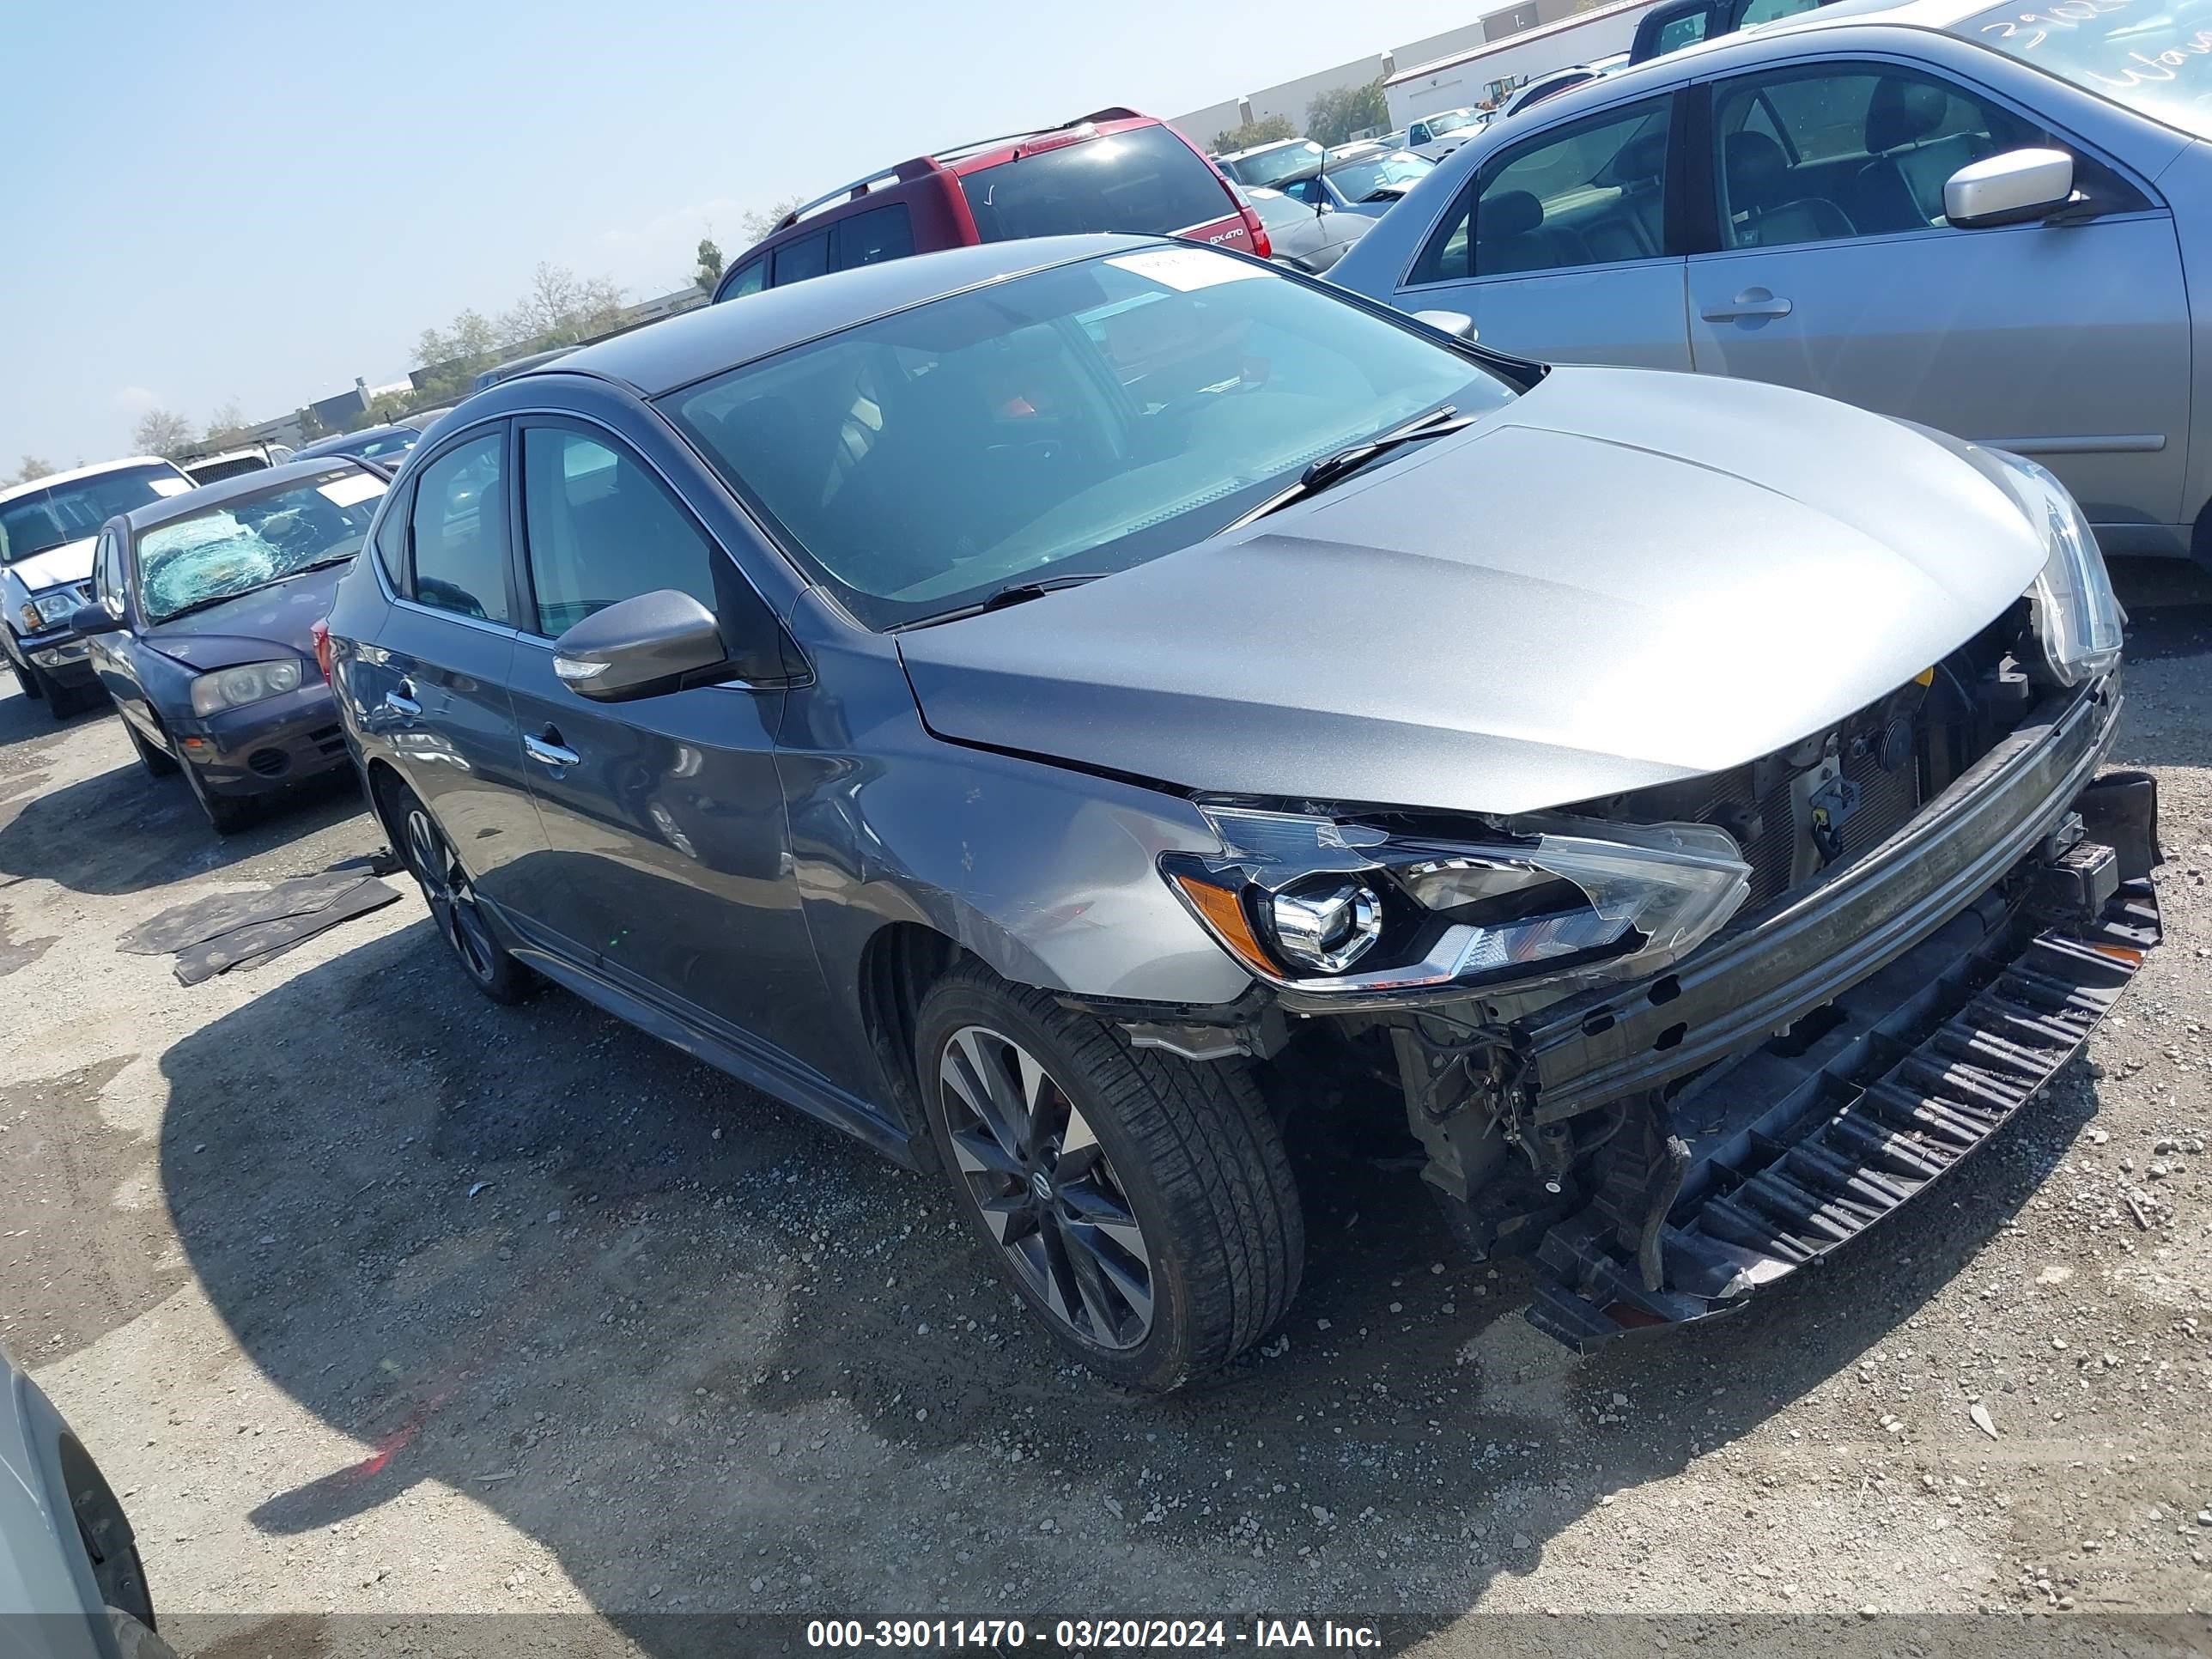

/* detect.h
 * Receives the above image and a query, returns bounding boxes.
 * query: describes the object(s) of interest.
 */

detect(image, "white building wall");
[1386,0,1662,123]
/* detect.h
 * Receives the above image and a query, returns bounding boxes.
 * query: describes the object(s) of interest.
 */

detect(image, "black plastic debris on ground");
[118,866,404,985]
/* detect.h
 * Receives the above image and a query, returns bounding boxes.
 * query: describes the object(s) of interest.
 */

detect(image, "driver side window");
[519,426,720,638]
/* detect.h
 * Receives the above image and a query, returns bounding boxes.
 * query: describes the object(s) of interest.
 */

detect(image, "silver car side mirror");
[1945,147,2075,230]
[552,589,728,702]
[1413,310,1479,343]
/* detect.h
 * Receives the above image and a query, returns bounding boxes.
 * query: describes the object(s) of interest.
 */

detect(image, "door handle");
[1702,288,1794,322]
[383,678,422,720]
[524,731,580,769]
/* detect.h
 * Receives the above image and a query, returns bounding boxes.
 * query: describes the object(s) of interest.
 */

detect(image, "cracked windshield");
[135,471,386,623]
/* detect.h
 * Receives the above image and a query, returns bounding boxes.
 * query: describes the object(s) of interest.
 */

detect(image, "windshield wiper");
[1221,407,1478,532]
[893,573,1103,631]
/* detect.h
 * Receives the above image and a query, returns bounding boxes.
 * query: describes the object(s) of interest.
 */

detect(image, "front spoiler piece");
[1526,877,2160,1348]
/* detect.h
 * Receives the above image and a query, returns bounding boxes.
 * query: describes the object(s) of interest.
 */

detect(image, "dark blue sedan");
[76,458,389,833]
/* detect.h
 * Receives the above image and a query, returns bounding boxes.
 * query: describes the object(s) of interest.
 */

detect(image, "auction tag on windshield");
[149,477,191,496]
[1104,247,1266,292]
[317,473,386,507]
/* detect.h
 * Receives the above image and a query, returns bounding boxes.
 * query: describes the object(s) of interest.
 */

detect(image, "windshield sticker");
[317,473,386,507]
[149,477,191,496]
[1103,248,1266,292]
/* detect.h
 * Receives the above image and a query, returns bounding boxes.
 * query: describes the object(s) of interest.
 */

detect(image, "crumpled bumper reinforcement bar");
[1526,873,2160,1348]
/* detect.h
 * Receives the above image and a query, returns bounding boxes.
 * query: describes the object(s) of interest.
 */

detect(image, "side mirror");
[552,590,732,702]
[1945,147,2075,229]
[70,605,121,635]
[1413,309,1479,343]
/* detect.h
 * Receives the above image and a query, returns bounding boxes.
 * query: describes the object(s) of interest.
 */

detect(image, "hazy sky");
[0,0,1493,468]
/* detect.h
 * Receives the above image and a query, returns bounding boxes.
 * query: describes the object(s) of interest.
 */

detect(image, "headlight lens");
[1163,806,1750,996]
[191,659,301,716]
[1990,451,2123,685]
[22,591,76,630]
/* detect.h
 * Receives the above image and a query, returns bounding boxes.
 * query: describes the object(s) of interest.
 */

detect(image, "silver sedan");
[1329,0,2212,561]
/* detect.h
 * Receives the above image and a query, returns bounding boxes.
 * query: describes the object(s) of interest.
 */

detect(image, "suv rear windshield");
[1960,0,2212,137]
[0,463,188,565]
[960,125,1236,240]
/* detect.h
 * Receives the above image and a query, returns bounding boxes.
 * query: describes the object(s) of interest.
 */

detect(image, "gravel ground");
[3,573,2210,1659]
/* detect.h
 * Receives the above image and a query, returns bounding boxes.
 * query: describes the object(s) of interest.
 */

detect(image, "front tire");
[181,760,252,835]
[384,776,537,1005]
[126,717,179,777]
[9,648,44,700]
[915,963,1302,1392]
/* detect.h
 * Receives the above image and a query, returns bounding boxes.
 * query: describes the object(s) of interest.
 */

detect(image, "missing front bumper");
[1524,872,2160,1348]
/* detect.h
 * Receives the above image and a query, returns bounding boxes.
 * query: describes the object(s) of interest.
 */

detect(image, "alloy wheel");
[937,1024,1155,1350]
[404,805,499,986]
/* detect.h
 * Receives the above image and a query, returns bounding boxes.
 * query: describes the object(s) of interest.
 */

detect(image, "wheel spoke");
[949,1127,1021,1177]
[1060,1180,1146,1259]
[1059,1218,1128,1342]
[1019,1234,1073,1325]
[947,1030,1026,1160]
[976,1194,1039,1246]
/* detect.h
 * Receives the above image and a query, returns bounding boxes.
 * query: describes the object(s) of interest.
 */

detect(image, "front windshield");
[1428,109,1481,135]
[665,247,1517,629]
[0,463,188,564]
[353,430,418,459]
[1237,140,1326,186]
[133,468,387,623]
[1960,0,2212,137]
[1327,150,1435,201]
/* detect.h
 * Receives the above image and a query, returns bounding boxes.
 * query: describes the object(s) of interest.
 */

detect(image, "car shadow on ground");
[0,756,362,896]
[149,908,2096,1647]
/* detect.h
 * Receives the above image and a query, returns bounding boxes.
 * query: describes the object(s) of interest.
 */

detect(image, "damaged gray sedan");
[326,234,2160,1389]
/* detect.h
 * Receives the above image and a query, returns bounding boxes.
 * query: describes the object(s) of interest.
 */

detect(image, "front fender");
[776,605,1253,1009]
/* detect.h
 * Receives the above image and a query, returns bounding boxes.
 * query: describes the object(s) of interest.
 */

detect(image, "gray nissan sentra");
[324,234,2161,1390]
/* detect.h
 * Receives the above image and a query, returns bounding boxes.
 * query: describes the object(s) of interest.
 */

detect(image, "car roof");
[544,234,1161,398]
[295,423,415,454]
[1218,137,1321,161]
[120,455,379,534]
[1486,0,1968,121]
[0,456,176,506]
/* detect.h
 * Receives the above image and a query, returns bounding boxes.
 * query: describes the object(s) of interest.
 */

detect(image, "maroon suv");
[712,106,1270,301]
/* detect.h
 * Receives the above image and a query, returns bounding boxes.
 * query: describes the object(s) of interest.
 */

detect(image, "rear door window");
[772,232,830,286]
[832,204,915,270]
[960,125,1237,240]
[408,431,511,625]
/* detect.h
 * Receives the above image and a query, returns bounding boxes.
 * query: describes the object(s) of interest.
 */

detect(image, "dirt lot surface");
[5,571,2212,1659]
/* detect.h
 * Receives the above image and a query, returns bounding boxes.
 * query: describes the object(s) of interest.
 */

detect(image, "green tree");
[1307,77,1390,148]
[738,196,802,245]
[694,234,726,293]
[1212,113,1297,153]
[10,455,54,484]
[132,408,198,459]
[363,392,416,427]
[294,407,330,441]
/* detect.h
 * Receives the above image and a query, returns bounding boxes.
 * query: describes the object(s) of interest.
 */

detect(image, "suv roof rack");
[773,106,1152,234]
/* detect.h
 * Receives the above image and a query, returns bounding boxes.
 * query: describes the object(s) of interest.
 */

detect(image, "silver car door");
[1394,92,1693,370]
[1684,56,2190,547]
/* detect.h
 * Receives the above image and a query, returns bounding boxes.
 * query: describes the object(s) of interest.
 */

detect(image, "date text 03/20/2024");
[804,1619,1383,1649]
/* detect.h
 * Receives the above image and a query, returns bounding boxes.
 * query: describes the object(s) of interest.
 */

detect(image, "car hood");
[896,364,2051,817]
[142,561,345,672]
[5,537,94,595]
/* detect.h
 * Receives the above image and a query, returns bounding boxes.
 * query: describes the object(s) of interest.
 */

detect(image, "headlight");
[21,591,76,631]
[1989,451,2123,686]
[191,659,301,716]
[1162,805,1750,997]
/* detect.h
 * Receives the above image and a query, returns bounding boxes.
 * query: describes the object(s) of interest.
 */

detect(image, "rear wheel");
[386,777,536,1004]
[915,963,1302,1392]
